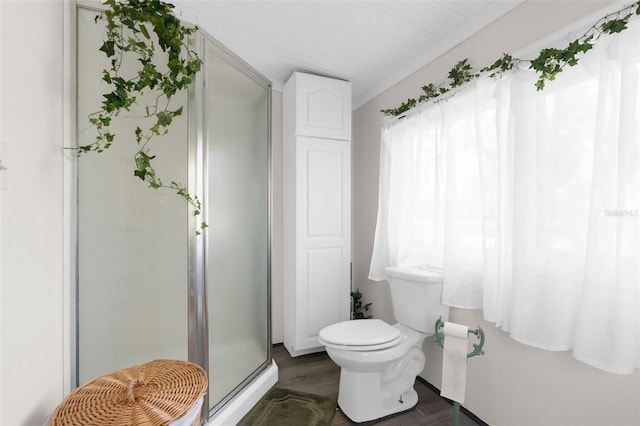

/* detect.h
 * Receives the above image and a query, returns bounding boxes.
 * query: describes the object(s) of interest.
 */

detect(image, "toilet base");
[338,391,418,426]
[338,404,418,426]
[336,369,420,423]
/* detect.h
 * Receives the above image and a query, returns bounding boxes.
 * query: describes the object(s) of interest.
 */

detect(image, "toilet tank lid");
[319,319,401,346]
[384,265,443,283]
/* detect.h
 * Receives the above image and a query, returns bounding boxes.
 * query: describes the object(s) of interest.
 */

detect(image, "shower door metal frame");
[187,30,273,420]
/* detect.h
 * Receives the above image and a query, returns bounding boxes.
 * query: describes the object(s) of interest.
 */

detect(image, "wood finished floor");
[272,344,481,426]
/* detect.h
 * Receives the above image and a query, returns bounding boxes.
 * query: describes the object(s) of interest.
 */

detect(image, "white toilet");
[318,265,449,423]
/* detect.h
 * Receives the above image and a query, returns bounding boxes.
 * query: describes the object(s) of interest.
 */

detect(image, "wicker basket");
[50,359,208,426]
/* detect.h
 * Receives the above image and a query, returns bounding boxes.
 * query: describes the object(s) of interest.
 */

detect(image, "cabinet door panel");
[294,73,351,140]
[303,248,344,339]
[307,150,344,237]
[293,136,351,351]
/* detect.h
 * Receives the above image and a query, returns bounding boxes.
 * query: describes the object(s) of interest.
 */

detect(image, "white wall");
[353,1,640,425]
[0,1,72,424]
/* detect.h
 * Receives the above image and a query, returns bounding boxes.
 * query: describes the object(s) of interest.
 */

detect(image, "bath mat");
[237,387,337,426]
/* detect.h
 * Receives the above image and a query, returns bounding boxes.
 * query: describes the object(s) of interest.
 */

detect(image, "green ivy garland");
[382,1,640,117]
[81,0,207,234]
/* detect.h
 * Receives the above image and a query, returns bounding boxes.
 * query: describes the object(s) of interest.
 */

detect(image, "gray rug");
[238,387,337,426]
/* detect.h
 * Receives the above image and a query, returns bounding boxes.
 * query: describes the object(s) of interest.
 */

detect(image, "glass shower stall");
[75,4,272,421]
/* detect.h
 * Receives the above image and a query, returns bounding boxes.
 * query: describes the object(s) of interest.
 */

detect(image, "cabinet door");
[294,73,351,141]
[295,136,351,351]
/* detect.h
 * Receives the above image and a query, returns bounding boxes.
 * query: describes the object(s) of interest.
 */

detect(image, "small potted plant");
[351,289,372,319]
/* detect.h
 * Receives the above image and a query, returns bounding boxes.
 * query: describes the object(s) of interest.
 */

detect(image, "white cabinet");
[283,72,351,356]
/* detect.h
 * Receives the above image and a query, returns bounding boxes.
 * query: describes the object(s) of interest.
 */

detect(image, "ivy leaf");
[156,111,173,127]
[421,83,441,100]
[148,178,162,189]
[99,40,115,57]
[138,23,150,39]
[481,53,516,76]
[134,168,147,181]
[575,36,594,54]
[102,70,112,84]
[601,18,629,34]
[102,91,127,111]
[448,59,478,87]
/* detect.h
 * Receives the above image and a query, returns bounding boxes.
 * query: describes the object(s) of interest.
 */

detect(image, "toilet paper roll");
[440,321,469,404]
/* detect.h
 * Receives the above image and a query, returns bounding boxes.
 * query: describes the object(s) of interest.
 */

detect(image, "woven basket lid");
[50,359,208,426]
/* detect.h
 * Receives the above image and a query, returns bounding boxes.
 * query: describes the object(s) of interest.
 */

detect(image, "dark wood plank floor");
[272,344,482,426]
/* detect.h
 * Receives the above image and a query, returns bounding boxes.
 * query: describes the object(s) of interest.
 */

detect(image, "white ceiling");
[171,1,523,108]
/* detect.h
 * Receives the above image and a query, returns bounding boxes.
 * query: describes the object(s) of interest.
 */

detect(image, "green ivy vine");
[382,1,640,117]
[81,0,207,234]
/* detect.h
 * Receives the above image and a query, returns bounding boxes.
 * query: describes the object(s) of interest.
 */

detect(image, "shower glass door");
[203,38,271,412]
[76,5,189,384]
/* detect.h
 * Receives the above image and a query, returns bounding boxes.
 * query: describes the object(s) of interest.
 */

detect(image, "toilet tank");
[384,266,450,335]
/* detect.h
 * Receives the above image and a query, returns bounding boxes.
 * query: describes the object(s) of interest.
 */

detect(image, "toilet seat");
[319,319,403,351]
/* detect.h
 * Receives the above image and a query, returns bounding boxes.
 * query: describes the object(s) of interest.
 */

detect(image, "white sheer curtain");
[369,21,640,373]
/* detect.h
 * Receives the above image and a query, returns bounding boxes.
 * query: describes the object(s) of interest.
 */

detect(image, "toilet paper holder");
[434,317,486,426]
[434,317,485,358]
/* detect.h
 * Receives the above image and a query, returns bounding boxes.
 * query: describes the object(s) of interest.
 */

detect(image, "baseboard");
[415,377,489,426]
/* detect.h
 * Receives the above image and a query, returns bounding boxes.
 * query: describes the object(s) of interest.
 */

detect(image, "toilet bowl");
[318,265,449,423]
